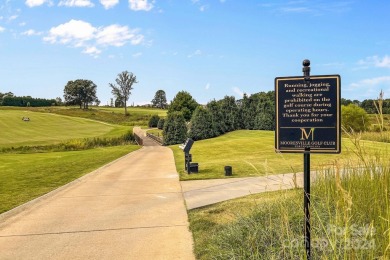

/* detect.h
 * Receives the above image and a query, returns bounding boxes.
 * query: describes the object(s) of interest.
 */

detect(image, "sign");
[275,75,341,153]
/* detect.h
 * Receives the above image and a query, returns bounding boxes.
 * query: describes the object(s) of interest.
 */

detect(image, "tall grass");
[189,136,390,259]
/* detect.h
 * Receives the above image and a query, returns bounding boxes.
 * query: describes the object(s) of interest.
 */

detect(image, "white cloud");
[199,5,208,11]
[188,49,202,58]
[351,76,390,87]
[348,76,390,98]
[22,29,42,36]
[58,0,94,7]
[44,19,96,45]
[0,26,5,32]
[100,0,119,9]
[9,15,18,21]
[358,55,390,69]
[83,46,101,57]
[25,0,52,7]
[132,52,142,58]
[205,83,210,90]
[129,0,153,11]
[232,87,244,98]
[96,24,143,46]
[44,19,144,57]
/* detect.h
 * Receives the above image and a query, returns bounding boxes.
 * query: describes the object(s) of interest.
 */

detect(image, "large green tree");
[168,91,198,121]
[63,79,99,109]
[188,106,215,140]
[151,90,168,109]
[163,112,187,145]
[109,71,137,115]
[341,104,370,132]
[218,96,239,133]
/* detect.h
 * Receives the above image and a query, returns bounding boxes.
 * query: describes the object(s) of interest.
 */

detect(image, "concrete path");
[0,146,194,259]
[182,172,310,210]
[133,126,161,147]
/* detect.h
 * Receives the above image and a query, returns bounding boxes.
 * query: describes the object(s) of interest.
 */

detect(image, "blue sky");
[1,0,390,105]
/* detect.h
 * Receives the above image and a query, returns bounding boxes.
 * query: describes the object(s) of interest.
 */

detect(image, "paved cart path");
[181,172,316,210]
[0,125,318,259]
[0,145,194,260]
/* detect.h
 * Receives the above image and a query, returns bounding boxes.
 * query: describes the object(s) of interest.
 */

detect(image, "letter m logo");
[300,128,315,141]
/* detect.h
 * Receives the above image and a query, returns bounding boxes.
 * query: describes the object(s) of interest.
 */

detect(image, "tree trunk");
[124,101,127,115]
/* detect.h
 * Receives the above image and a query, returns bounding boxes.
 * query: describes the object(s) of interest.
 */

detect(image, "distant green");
[0,110,127,148]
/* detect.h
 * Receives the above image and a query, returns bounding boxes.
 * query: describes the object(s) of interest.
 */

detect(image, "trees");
[151,90,168,109]
[2,96,55,107]
[109,71,137,115]
[168,91,198,121]
[188,106,215,140]
[163,112,187,145]
[148,115,160,128]
[0,92,14,105]
[219,96,240,133]
[63,79,99,109]
[341,104,370,132]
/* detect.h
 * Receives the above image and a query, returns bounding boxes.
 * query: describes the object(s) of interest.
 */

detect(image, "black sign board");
[179,138,194,154]
[275,75,341,153]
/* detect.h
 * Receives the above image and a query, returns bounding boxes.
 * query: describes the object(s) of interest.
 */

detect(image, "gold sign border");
[275,75,341,154]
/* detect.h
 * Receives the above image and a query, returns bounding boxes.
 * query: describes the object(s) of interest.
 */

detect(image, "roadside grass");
[189,156,390,259]
[171,130,390,180]
[0,110,129,148]
[0,145,140,214]
[0,106,167,127]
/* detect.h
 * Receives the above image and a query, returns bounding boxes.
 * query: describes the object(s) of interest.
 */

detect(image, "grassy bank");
[171,130,390,180]
[0,110,129,148]
[0,145,140,214]
[189,157,390,259]
[0,106,167,127]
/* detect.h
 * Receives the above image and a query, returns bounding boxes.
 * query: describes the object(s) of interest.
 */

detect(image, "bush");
[163,112,187,145]
[148,114,160,128]
[341,104,370,132]
[188,106,215,140]
[157,118,165,130]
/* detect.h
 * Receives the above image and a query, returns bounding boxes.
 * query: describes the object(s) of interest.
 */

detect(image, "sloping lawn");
[0,110,128,148]
[171,130,390,180]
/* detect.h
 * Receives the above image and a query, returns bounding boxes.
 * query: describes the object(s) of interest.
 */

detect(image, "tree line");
[341,97,390,114]
[0,92,57,107]
[162,90,275,145]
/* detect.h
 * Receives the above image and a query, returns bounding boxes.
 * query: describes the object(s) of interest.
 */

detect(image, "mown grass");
[0,107,143,214]
[146,128,163,137]
[0,110,128,148]
[0,106,167,127]
[0,145,140,214]
[171,130,390,180]
[189,155,390,259]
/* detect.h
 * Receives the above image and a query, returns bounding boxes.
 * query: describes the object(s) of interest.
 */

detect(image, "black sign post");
[275,60,341,259]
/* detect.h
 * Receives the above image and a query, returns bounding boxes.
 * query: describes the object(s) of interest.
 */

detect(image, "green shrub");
[341,104,370,132]
[163,112,187,145]
[148,114,160,127]
[157,118,165,130]
[188,106,215,140]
